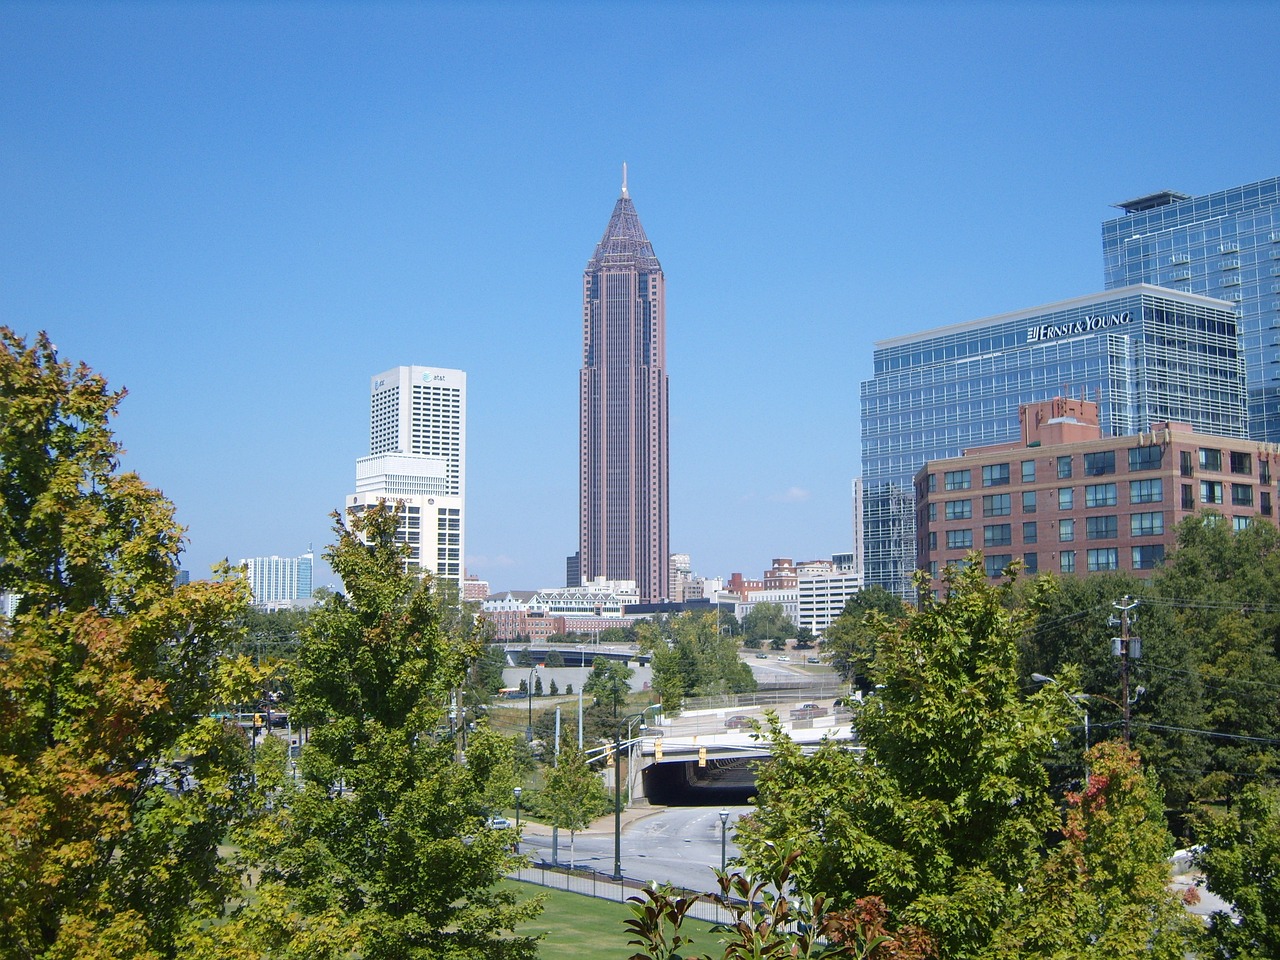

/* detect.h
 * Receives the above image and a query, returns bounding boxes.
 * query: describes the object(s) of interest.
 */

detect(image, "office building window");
[1023,552,1038,573]
[1022,490,1037,513]
[1057,456,1072,479]
[982,463,1011,487]
[983,493,1011,517]
[1201,480,1224,504]
[1129,478,1163,503]
[1021,460,1036,483]
[1182,484,1194,509]
[1263,491,1273,517]
[1058,488,1074,510]
[944,469,972,491]
[1130,511,1164,537]
[1230,451,1253,475]
[926,473,937,492]
[1084,451,1116,476]
[1087,548,1119,571]
[946,529,973,549]
[928,502,937,522]
[984,554,1013,577]
[1059,518,1075,541]
[945,499,972,520]
[1233,516,1253,532]
[1132,545,1165,570]
[928,561,939,577]
[1085,483,1118,508]
[928,531,937,550]
[984,524,1012,547]
[1128,446,1163,471]
[1060,550,1076,573]
[1262,461,1272,484]
[1023,521,1037,543]
[1086,515,1118,539]
[1199,448,1223,471]
[1180,450,1194,477]
[1232,483,1254,506]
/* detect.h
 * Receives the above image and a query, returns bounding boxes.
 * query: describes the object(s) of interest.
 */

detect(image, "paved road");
[522,805,750,892]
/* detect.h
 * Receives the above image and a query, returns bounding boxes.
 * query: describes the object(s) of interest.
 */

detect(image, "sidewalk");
[519,801,666,838]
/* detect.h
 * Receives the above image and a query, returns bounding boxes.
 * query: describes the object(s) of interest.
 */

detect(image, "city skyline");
[4,3,1279,592]
[577,170,669,601]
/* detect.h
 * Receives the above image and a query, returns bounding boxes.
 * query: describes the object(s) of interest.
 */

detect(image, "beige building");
[915,397,1280,591]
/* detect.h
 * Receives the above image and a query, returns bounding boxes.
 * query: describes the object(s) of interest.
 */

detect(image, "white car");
[777,655,791,662]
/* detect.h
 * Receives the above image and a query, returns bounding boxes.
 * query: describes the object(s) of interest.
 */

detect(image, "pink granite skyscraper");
[578,168,669,602]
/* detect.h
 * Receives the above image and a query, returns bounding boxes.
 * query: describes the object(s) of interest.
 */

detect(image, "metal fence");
[509,863,737,926]
[681,682,848,713]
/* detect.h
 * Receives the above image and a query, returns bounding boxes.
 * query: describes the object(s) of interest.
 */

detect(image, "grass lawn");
[504,879,720,959]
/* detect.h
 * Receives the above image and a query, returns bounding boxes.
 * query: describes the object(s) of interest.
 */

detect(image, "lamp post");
[719,808,730,872]
[612,704,663,881]
[1032,673,1091,784]
[513,785,522,855]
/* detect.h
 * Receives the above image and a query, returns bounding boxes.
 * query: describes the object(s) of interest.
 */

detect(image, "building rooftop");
[1111,190,1191,214]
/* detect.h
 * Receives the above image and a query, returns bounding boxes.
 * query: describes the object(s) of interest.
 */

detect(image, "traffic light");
[654,739,663,761]
[698,746,707,768]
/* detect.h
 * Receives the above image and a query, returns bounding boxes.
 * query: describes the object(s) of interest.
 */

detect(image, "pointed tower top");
[587,167,661,272]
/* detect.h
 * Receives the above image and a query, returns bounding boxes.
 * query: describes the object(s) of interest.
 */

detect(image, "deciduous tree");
[0,328,252,958]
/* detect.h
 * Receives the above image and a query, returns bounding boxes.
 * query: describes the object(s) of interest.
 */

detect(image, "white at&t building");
[346,365,465,584]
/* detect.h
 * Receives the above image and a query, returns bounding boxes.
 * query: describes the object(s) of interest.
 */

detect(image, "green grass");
[504,879,719,959]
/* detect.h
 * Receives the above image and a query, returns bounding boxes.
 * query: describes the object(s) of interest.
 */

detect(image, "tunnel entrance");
[643,757,760,805]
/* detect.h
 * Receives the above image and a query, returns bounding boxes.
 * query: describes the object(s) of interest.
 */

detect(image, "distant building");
[481,578,645,641]
[763,558,798,591]
[239,552,314,610]
[797,565,863,637]
[462,575,489,603]
[346,365,465,585]
[1103,177,1280,440]
[861,285,1246,597]
[1,591,19,618]
[915,397,1280,592]
[579,168,669,602]
[725,572,764,600]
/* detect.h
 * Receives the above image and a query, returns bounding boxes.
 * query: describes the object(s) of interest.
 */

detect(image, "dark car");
[789,702,829,721]
[725,714,754,730]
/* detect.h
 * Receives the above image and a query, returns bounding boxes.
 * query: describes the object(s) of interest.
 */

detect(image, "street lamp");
[613,704,663,881]
[719,808,730,872]
[1032,673,1091,784]
[513,785,522,855]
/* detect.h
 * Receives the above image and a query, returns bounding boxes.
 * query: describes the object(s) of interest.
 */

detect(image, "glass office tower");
[860,285,1245,597]
[1103,176,1280,440]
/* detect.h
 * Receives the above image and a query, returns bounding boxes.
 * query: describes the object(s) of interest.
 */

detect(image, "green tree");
[236,503,540,959]
[743,601,792,646]
[739,560,1073,959]
[648,611,756,712]
[991,741,1195,959]
[821,586,907,686]
[1194,784,1280,959]
[584,658,634,717]
[545,648,566,668]
[536,744,610,869]
[0,329,252,958]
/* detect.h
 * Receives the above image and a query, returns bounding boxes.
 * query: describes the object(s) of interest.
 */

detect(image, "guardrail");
[509,863,737,926]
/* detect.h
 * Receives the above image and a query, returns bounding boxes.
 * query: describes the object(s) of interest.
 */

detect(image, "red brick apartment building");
[915,397,1280,591]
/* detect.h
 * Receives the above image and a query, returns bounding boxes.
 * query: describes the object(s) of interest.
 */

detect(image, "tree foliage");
[583,657,634,717]
[1194,784,1280,959]
[535,743,610,869]
[230,503,540,959]
[742,602,792,646]
[739,560,1073,959]
[991,741,1195,958]
[0,328,252,958]
[821,586,907,686]
[643,611,756,712]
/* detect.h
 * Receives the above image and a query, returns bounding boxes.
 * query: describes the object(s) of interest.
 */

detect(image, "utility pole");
[1112,596,1140,745]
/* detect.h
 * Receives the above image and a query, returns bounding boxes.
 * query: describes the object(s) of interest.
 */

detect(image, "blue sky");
[3,1,1278,592]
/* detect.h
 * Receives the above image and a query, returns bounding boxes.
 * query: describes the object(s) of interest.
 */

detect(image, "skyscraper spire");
[621,161,628,198]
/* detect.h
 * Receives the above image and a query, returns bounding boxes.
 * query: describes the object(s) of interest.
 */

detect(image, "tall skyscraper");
[239,552,314,610]
[579,167,669,602]
[1103,177,1280,440]
[346,365,466,584]
[860,285,1245,596]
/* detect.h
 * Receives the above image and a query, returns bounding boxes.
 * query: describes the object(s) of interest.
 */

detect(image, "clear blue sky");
[3,1,1278,593]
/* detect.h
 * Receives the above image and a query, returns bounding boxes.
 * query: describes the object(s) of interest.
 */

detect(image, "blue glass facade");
[1103,177,1280,441]
[860,285,1244,596]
